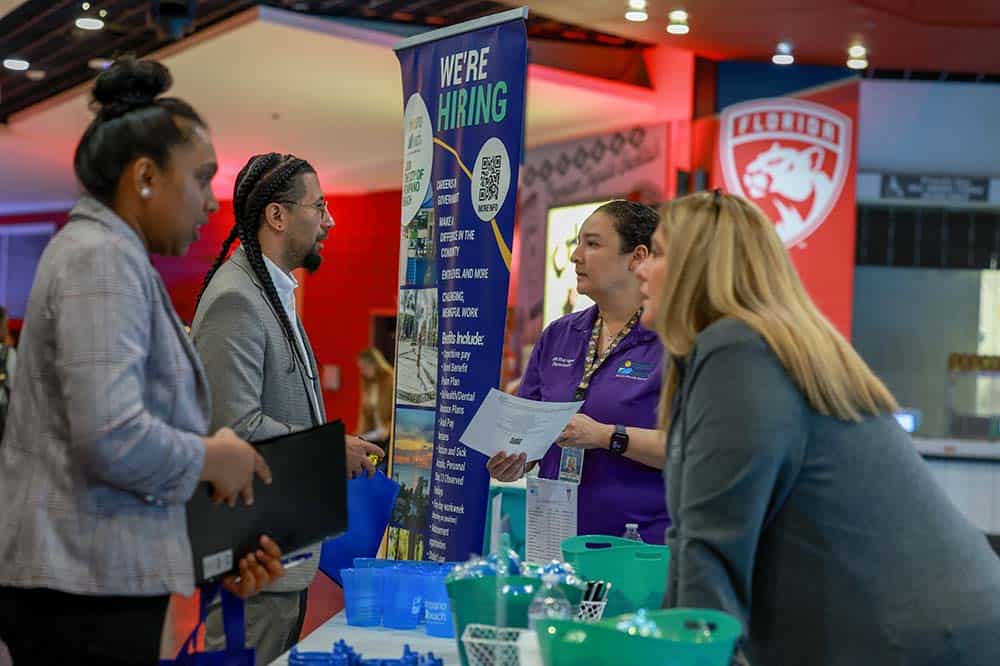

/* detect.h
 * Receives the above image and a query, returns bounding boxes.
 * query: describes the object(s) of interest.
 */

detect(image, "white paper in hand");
[459,388,583,461]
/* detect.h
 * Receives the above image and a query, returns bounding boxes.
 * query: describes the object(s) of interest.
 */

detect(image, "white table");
[269,613,460,665]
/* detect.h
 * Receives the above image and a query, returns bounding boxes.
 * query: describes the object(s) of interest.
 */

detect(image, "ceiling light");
[625,10,648,21]
[99,9,107,17]
[3,58,30,71]
[81,1,90,8]
[628,0,647,8]
[76,16,104,30]
[26,69,46,81]
[848,44,867,59]
[772,41,794,65]
[846,57,869,70]
[88,57,113,70]
[667,8,689,34]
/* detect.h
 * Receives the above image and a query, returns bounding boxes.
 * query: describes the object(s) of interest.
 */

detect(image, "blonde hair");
[653,191,897,428]
[359,347,393,384]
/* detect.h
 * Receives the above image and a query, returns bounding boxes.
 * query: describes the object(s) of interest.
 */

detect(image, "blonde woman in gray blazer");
[192,152,384,665]
[0,59,285,666]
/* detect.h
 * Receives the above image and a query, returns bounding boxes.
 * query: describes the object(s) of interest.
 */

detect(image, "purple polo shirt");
[518,305,670,544]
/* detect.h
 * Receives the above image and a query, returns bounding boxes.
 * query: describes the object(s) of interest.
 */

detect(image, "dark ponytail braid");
[197,152,316,373]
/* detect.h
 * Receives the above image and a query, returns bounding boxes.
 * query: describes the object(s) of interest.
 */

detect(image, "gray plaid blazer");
[0,197,210,597]
[191,247,326,592]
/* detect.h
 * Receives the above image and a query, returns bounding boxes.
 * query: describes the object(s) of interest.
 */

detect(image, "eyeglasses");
[275,199,331,218]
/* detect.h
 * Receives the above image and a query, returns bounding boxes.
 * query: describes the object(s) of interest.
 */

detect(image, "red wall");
[0,190,402,433]
[302,189,402,433]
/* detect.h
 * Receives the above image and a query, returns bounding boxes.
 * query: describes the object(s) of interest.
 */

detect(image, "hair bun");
[91,57,172,119]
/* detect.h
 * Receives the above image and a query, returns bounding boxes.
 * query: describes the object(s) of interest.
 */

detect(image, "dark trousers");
[0,586,169,666]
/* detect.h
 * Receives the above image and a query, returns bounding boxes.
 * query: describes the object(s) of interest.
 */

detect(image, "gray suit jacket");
[0,197,210,597]
[665,318,1000,666]
[191,247,326,591]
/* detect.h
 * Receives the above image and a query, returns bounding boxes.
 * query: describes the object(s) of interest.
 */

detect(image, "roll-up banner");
[386,8,529,562]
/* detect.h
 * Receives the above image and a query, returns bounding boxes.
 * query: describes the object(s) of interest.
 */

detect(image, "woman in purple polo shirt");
[487,201,670,544]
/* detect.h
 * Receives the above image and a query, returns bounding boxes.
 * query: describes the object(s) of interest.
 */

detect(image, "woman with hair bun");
[0,58,285,665]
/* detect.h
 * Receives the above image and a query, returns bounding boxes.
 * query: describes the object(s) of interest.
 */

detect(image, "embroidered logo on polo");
[551,356,575,368]
[616,360,654,380]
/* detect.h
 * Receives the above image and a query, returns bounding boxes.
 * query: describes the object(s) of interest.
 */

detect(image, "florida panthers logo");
[719,98,852,247]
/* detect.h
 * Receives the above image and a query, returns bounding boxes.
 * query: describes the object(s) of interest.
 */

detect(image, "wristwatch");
[609,424,629,456]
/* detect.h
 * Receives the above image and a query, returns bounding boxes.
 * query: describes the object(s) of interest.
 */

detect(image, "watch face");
[610,432,628,454]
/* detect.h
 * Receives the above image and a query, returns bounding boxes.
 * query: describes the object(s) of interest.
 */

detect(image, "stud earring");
[140,186,152,198]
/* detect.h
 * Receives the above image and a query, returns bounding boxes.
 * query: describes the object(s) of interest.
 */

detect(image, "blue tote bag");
[160,583,254,666]
[320,471,400,586]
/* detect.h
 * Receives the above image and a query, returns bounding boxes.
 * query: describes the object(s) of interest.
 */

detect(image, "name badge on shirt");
[558,447,584,484]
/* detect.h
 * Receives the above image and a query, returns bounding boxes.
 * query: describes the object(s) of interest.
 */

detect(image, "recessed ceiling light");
[667,8,689,34]
[848,44,867,59]
[88,57,113,70]
[99,9,107,18]
[3,58,30,71]
[26,69,46,81]
[76,17,104,30]
[772,41,794,65]
[846,57,869,70]
[628,0,647,8]
[81,1,90,9]
[625,10,648,21]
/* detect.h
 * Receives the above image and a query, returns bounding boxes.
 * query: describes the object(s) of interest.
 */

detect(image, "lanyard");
[573,308,642,401]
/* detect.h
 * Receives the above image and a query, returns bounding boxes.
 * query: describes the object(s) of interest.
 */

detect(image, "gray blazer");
[665,318,1000,666]
[0,197,210,597]
[191,247,326,591]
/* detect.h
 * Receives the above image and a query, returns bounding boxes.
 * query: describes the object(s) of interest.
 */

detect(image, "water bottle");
[622,523,644,542]
[527,572,572,629]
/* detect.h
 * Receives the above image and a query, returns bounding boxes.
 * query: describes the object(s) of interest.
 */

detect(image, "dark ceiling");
[0,0,642,121]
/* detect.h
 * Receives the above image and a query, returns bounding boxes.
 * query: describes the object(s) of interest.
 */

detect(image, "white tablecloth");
[269,613,460,665]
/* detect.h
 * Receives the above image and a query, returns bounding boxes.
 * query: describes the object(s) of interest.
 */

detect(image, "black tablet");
[186,420,348,582]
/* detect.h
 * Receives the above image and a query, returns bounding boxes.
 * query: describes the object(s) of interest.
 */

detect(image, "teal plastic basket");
[562,535,670,616]
[536,608,741,666]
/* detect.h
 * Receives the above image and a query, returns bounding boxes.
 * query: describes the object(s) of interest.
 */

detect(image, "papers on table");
[526,477,578,564]
[459,388,583,461]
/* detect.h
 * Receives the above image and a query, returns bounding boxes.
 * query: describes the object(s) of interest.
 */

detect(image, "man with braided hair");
[192,153,383,663]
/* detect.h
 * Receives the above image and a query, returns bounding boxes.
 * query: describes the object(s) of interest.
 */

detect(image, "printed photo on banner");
[388,406,434,560]
[400,193,437,288]
[395,288,439,407]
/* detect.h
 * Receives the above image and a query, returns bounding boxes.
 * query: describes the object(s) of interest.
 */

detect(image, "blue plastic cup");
[381,567,424,630]
[423,569,454,638]
[353,557,396,569]
[341,568,383,627]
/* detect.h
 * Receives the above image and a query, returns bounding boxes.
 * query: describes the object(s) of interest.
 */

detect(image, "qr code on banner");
[478,155,502,202]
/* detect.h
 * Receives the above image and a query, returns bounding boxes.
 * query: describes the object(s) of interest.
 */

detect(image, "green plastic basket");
[446,576,583,666]
[561,535,670,616]
[535,608,741,666]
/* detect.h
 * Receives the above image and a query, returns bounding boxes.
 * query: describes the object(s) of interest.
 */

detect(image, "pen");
[282,552,314,569]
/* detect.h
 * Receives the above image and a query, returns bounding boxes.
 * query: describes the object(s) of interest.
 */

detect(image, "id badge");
[557,447,584,484]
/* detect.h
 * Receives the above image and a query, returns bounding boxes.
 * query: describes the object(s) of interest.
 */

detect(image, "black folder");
[187,420,348,583]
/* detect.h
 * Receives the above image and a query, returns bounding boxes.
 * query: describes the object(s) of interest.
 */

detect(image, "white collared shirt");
[262,254,321,422]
